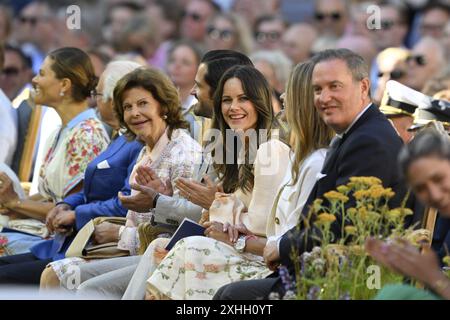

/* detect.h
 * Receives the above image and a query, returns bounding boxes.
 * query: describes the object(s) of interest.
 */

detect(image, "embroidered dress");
[146,140,294,300]
[0,109,110,256]
[146,147,327,300]
[49,128,202,281]
[38,110,110,201]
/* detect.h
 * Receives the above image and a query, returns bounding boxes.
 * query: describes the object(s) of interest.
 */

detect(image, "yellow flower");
[400,208,413,216]
[316,213,337,224]
[337,185,350,194]
[358,207,368,219]
[344,226,357,235]
[349,176,382,186]
[354,190,369,200]
[324,191,349,203]
[312,198,323,212]
[347,208,357,216]
[443,256,450,267]
[369,186,385,199]
[386,209,401,220]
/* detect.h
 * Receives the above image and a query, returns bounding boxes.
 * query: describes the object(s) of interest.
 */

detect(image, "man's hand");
[263,241,281,271]
[52,210,76,234]
[135,166,172,196]
[176,176,222,209]
[118,183,158,212]
[93,221,121,244]
[46,203,71,233]
[0,173,19,206]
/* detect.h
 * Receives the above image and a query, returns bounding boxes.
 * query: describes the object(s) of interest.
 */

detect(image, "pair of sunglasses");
[406,55,426,66]
[314,11,342,21]
[207,27,235,41]
[377,69,406,80]
[1,67,21,77]
[255,31,281,43]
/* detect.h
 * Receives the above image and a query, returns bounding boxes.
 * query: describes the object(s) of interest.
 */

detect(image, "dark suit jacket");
[278,104,409,269]
[432,214,450,265]
[29,135,143,261]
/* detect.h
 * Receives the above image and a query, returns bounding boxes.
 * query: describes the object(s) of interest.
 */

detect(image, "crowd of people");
[0,0,449,300]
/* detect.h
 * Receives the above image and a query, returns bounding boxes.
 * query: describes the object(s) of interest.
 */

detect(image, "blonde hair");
[285,61,334,185]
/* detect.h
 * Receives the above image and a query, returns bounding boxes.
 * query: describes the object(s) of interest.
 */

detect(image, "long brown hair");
[212,65,278,194]
[285,61,334,185]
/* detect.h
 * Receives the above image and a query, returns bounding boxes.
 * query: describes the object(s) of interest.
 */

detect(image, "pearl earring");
[60,91,65,97]
[163,115,168,120]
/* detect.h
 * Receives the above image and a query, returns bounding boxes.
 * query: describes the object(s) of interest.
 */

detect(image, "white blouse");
[266,148,327,243]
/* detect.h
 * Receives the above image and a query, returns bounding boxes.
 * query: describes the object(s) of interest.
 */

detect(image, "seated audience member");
[379,81,417,144]
[0,60,143,284]
[253,15,288,51]
[372,47,410,106]
[214,48,410,300]
[0,47,110,255]
[40,67,203,290]
[205,12,254,55]
[367,128,450,300]
[251,50,292,115]
[403,37,447,92]
[0,43,18,166]
[313,0,349,38]
[336,35,377,71]
[281,23,317,65]
[143,65,291,300]
[60,50,257,300]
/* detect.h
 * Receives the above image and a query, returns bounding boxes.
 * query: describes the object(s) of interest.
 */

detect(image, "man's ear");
[360,77,370,98]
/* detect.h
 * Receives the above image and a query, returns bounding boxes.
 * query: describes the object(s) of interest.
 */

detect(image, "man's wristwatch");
[234,235,247,253]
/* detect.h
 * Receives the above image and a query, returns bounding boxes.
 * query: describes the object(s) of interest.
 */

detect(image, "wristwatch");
[234,235,247,253]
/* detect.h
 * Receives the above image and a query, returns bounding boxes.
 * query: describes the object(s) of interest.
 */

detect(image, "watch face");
[235,236,246,252]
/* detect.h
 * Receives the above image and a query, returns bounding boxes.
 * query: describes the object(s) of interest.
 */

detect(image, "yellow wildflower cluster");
[316,213,337,224]
[344,225,357,235]
[337,185,350,194]
[444,256,450,267]
[324,191,349,203]
[354,186,395,200]
[349,176,382,186]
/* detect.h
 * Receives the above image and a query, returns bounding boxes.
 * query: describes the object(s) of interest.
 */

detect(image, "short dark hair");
[311,48,369,82]
[168,40,204,67]
[398,127,450,180]
[422,0,450,16]
[200,50,253,98]
[4,44,32,69]
[113,67,189,140]
[254,14,288,32]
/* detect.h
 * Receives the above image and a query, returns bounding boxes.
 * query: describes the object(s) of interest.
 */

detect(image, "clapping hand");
[176,175,223,209]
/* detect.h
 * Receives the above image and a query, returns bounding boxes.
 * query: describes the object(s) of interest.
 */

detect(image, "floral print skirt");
[147,236,272,300]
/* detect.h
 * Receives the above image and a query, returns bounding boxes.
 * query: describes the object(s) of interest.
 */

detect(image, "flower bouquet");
[278,176,436,300]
